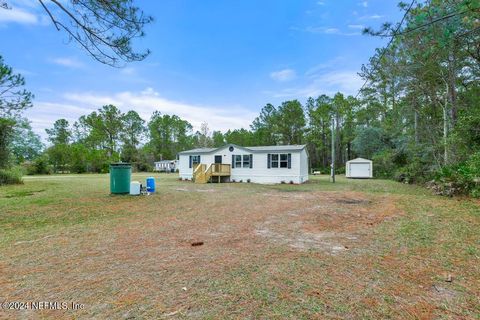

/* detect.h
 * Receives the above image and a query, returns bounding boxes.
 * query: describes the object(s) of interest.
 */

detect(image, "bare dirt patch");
[255,191,402,253]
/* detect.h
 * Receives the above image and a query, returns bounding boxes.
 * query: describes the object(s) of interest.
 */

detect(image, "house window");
[242,155,250,168]
[192,155,200,165]
[271,154,279,168]
[269,153,290,168]
[235,155,242,168]
[280,154,288,168]
[232,154,253,168]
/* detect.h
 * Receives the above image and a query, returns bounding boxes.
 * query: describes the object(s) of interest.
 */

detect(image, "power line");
[380,9,472,37]
[354,0,416,99]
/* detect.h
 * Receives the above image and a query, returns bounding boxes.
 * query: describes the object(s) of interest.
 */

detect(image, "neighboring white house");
[346,158,373,179]
[154,160,178,173]
[178,144,309,184]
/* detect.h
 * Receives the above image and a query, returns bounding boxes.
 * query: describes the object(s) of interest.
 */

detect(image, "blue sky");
[0,0,401,139]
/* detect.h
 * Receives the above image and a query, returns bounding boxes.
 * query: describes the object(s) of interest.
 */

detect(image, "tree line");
[24,99,336,174]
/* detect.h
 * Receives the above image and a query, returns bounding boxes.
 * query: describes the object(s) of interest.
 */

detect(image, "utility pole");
[331,116,335,183]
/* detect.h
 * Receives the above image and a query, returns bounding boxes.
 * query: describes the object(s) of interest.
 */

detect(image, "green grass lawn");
[1,174,479,319]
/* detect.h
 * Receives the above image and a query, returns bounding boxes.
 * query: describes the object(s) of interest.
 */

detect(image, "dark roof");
[178,144,306,155]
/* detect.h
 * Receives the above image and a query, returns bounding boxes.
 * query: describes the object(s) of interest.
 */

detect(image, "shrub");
[394,163,426,184]
[27,155,52,175]
[0,167,23,185]
[335,166,346,175]
[465,152,480,197]
[134,161,153,172]
[70,144,87,173]
[429,152,480,197]
[372,149,396,178]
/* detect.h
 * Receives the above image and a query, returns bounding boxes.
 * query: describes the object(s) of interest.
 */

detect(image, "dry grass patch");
[0,174,478,319]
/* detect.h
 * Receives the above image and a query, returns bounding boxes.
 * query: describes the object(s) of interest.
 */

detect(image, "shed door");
[350,163,370,177]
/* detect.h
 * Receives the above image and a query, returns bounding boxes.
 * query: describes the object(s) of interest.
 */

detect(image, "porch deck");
[193,163,231,183]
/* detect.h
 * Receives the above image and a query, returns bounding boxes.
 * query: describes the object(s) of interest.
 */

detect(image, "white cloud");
[25,101,96,139]
[7,0,42,9]
[359,14,384,20]
[26,88,257,139]
[13,68,36,76]
[304,56,346,77]
[317,1,325,5]
[360,1,368,8]
[0,6,38,24]
[270,69,297,82]
[348,24,365,29]
[120,67,136,75]
[305,26,360,36]
[50,57,85,68]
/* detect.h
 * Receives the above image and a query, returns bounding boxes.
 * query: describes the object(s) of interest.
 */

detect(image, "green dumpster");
[110,163,131,194]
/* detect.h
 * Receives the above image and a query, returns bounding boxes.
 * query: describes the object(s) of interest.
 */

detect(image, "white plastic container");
[129,181,141,195]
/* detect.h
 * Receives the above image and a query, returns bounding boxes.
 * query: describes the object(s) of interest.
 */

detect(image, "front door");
[214,155,222,164]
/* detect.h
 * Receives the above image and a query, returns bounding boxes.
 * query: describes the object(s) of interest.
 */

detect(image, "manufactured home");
[178,144,309,184]
[154,160,178,173]
[346,158,373,179]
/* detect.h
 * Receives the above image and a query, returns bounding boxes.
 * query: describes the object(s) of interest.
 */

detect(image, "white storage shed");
[346,158,373,179]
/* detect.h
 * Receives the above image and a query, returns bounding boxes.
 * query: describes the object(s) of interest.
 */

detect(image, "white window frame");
[242,155,250,168]
[235,155,242,168]
[233,154,252,169]
[192,155,201,166]
[271,154,279,168]
[270,153,288,168]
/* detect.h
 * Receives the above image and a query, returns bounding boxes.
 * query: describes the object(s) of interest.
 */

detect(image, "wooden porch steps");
[193,163,231,184]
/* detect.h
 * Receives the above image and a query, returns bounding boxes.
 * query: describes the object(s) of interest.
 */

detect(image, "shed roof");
[346,157,372,163]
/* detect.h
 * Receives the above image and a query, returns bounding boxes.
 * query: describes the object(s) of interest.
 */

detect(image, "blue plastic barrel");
[146,177,156,193]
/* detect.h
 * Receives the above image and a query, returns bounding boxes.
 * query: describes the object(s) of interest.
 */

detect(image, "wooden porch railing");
[193,163,231,184]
